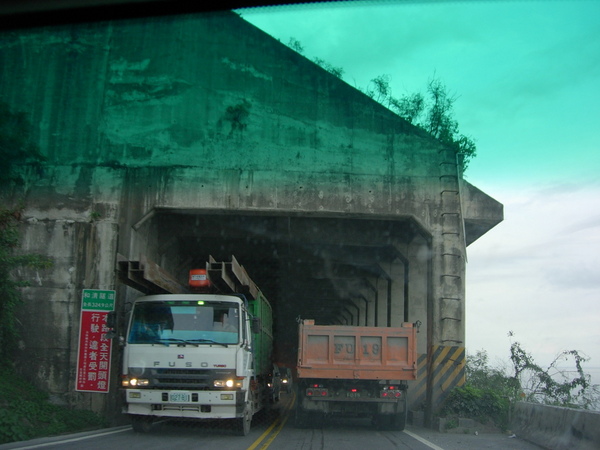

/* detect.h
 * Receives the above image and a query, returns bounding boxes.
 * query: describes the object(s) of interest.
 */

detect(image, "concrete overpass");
[0,10,502,424]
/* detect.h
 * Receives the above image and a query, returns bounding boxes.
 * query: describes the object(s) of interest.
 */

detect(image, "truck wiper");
[186,339,229,348]
[155,338,201,347]
[142,339,170,346]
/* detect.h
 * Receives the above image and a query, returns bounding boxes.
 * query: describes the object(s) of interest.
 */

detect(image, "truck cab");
[120,293,264,435]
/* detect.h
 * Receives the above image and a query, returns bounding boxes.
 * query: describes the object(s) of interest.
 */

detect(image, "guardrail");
[511,402,600,450]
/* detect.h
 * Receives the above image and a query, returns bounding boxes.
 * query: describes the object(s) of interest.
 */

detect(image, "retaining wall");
[512,402,600,450]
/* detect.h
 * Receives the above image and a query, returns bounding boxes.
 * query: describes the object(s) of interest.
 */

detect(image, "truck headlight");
[214,379,234,388]
[214,379,243,389]
[122,377,149,387]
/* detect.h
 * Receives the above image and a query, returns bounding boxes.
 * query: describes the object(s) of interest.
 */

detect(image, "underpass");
[126,211,429,367]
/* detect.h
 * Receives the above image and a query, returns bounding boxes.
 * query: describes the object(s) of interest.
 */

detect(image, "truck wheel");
[235,406,252,436]
[373,412,406,431]
[373,414,389,430]
[130,415,153,433]
[393,398,408,431]
[392,412,407,431]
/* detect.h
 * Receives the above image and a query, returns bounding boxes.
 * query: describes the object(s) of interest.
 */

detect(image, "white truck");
[110,257,273,435]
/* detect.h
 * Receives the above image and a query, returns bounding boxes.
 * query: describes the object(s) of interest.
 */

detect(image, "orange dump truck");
[295,320,417,430]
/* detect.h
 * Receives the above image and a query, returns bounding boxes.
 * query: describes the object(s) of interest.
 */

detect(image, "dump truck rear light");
[380,389,402,398]
[306,388,328,397]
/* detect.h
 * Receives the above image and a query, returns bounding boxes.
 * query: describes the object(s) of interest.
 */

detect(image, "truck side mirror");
[251,317,261,334]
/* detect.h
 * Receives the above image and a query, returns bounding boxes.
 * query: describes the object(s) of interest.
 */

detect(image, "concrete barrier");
[511,402,600,450]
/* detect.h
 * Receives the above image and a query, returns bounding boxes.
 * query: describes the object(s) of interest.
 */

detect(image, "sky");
[238,1,600,372]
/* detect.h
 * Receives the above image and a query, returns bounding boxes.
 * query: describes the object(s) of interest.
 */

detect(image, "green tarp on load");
[248,291,273,376]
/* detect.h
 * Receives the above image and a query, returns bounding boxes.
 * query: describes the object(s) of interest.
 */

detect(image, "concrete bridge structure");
[0,10,502,424]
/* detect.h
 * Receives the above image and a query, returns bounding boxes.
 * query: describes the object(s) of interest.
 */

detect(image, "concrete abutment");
[1,10,502,425]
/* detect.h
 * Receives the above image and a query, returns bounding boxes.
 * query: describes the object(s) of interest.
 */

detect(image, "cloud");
[467,182,600,367]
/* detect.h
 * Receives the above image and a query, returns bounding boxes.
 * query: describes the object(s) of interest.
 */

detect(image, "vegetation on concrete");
[0,368,107,444]
[364,75,477,173]
[441,350,513,430]
[441,334,600,431]
[0,102,46,186]
[0,207,53,364]
[288,38,345,79]
[285,38,476,172]
[1,102,53,363]
[224,99,252,136]
[442,385,510,431]
[0,102,105,447]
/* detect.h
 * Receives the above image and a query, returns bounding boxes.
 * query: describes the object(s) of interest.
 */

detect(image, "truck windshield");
[128,301,240,345]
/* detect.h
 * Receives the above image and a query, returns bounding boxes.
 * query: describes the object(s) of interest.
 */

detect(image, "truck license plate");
[169,392,191,403]
[346,392,360,398]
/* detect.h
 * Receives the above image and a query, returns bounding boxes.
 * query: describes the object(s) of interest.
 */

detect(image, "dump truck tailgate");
[297,321,417,380]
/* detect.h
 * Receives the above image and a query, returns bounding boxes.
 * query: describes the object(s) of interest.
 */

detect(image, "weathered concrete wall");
[16,218,118,411]
[0,9,502,420]
[512,402,600,450]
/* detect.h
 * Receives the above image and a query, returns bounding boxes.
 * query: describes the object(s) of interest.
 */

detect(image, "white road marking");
[404,429,445,450]
[8,426,131,449]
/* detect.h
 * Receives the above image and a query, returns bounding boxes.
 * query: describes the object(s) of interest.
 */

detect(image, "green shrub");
[441,384,510,430]
[0,369,107,444]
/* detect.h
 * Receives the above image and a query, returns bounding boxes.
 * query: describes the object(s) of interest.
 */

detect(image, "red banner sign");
[76,289,115,393]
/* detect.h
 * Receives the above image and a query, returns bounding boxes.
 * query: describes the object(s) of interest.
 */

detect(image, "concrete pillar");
[424,148,467,425]
[388,259,407,327]
[352,297,368,326]
[407,235,430,347]
[361,281,377,326]
[375,277,388,327]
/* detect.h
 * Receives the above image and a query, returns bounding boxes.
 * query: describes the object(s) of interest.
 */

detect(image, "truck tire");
[130,415,153,433]
[373,412,406,431]
[393,397,408,431]
[392,412,407,431]
[374,401,407,431]
[373,414,389,430]
[235,406,252,436]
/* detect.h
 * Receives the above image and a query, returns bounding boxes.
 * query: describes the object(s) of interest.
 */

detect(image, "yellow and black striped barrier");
[409,346,465,412]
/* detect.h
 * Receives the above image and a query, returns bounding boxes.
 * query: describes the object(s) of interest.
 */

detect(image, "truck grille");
[145,368,234,389]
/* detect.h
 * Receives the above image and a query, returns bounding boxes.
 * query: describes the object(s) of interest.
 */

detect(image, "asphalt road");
[0,394,543,450]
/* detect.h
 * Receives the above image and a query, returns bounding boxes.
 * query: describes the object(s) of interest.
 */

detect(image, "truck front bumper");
[125,389,246,419]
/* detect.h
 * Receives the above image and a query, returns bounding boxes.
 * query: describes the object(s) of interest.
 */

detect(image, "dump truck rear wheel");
[373,410,406,431]
[392,412,406,431]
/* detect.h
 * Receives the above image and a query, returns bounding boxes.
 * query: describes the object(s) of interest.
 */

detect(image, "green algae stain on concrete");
[2,11,453,213]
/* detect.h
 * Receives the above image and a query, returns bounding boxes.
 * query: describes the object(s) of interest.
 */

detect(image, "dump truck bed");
[297,321,417,380]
